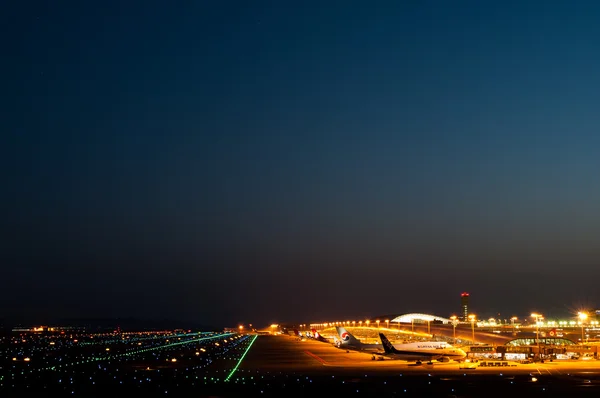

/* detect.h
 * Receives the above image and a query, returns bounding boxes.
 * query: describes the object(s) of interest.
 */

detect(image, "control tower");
[461,292,470,322]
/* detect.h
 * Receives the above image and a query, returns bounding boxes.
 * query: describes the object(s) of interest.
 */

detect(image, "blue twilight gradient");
[2,1,600,326]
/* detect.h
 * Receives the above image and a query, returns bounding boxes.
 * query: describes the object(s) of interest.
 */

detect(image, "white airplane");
[378,332,467,364]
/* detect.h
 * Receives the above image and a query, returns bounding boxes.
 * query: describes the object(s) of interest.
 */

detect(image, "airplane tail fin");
[336,326,361,346]
[379,333,399,354]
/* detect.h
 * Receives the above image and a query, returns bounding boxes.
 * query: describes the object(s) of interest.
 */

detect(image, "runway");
[241,335,600,375]
[232,334,600,396]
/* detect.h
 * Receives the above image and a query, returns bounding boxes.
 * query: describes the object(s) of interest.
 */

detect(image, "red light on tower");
[461,292,469,297]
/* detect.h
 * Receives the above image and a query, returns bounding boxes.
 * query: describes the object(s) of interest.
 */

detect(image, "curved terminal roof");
[505,337,575,346]
[391,313,452,324]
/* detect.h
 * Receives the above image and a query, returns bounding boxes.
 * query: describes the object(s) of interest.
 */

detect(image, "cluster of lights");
[0,331,263,395]
[1,331,221,373]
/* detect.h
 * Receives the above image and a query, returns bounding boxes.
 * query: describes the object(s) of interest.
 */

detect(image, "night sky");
[3,1,600,328]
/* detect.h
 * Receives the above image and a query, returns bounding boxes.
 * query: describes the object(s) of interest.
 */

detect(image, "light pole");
[385,319,389,329]
[450,315,458,344]
[578,312,588,344]
[531,313,543,361]
[427,320,431,335]
[376,320,380,329]
[511,317,517,332]
[468,314,476,344]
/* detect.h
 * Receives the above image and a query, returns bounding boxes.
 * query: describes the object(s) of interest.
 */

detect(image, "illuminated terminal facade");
[505,337,575,346]
[391,313,452,325]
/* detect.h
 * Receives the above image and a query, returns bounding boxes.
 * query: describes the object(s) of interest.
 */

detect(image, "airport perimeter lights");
[468,314,476,344]
[450,315,458,344]
[531,313,543,361]
[578,312,588,344]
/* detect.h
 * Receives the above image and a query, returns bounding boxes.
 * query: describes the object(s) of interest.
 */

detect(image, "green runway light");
[225,335,257,382]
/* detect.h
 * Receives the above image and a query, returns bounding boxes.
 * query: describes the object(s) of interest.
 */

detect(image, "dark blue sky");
[2,1,600,327]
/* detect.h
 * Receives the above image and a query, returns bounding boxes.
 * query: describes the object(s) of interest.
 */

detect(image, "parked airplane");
[334,326,382,353]
[292,329,305,340]
[379,333,467,364]
[311,328,334,344]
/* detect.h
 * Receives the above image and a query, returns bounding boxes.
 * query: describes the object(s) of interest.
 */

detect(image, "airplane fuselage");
[381,349,464,361]
[380,341,466,361]
[337,342,381,353]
